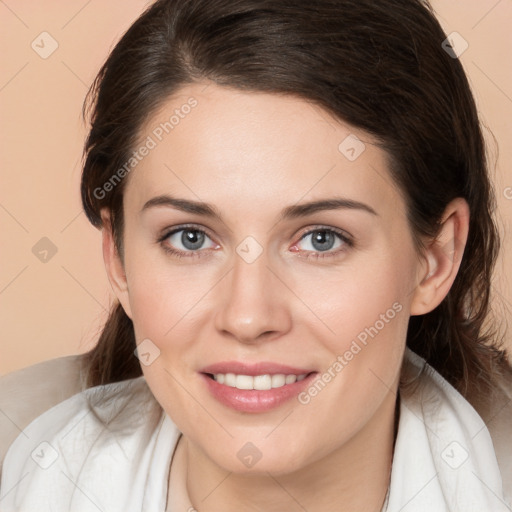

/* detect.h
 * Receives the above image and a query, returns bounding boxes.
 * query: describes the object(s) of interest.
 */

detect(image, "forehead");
[124,82,402,219]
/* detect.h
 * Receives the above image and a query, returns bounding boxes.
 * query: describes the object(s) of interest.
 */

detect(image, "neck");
[183,390,399,512]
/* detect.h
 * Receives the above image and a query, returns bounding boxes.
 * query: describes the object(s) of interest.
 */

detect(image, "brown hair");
[80,0,511,400]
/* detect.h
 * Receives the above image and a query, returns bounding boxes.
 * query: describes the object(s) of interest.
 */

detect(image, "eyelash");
[157,224,354,261]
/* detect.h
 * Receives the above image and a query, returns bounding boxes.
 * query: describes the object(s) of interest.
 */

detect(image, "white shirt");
[0,348,510,511]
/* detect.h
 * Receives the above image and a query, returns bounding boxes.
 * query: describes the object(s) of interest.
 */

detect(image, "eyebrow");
[141,194,378,221]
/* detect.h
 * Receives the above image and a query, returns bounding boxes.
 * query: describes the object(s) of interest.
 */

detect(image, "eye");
[159,226,218,256]
[291,227,353,259]
[158,225,352,260]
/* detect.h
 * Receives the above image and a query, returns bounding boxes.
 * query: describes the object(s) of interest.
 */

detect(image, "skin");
[101,82,469,511]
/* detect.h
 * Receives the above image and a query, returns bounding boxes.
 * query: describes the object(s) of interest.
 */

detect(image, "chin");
[204,439,313,476]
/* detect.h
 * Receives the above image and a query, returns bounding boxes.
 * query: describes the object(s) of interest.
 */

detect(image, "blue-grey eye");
[298,229,344,252]
[166,228,215,251]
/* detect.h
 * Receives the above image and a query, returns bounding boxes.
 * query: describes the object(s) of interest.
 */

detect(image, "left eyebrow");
[279,198,378,221]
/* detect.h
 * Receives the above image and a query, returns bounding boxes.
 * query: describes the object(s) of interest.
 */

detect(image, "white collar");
[1,348,510,511]
[384,348,510,511]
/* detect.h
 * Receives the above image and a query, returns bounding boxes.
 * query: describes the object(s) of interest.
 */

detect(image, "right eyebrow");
[141,195,224,221]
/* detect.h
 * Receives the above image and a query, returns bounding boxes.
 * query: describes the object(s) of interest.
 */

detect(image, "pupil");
[182,229,204,250]
[312,230,334,251]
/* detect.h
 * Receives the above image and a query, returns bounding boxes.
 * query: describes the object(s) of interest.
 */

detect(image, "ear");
[410,198,470,316]
[100,208,133,319]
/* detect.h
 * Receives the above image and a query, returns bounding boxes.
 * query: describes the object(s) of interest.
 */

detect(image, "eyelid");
[295,225,353,247]
[290,225,353,259]
[158,223,216,243]
[157,224,220,259]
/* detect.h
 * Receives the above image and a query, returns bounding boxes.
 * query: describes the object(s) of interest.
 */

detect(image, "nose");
[213,249,292,345]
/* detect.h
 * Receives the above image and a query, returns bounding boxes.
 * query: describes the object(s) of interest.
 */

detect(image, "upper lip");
[200,361,316,376]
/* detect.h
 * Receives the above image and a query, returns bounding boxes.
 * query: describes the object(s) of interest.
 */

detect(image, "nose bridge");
[214,246,290,343]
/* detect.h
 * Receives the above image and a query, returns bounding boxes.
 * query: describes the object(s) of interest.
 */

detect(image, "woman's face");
[110,82,426,474]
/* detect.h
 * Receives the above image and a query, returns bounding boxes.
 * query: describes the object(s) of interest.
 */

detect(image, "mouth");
[198,363,318,413]
[203,371,311,390]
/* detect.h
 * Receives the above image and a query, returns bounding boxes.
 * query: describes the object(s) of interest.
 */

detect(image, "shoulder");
[400,348,512,506]
[0,355,86,470]
[474,366,512,501]
[0,372,173,510]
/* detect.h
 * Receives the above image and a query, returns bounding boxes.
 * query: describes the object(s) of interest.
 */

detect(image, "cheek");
[294,250,413,350]
[288,246,414,418]
[124,244,212,340]
[288,268,408,453]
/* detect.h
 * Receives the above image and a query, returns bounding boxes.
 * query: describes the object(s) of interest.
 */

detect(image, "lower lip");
[200,373,317,413]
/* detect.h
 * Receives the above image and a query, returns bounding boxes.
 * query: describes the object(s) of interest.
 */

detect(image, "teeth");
[254,374,272,390]
[285,374,297,384]
[224,373,236,387]
[212,373,308,390]
[236,374,254,390]
[271,374,286,388]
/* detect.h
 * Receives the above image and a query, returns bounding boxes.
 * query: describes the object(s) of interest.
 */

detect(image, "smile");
[208,372,308,390]
[200,368,318,413]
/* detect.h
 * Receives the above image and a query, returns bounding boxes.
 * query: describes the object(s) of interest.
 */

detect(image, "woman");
[1,0,511,510]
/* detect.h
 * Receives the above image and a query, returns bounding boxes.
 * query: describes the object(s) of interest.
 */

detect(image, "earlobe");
[410,198,470,316]
[100,209,133,319]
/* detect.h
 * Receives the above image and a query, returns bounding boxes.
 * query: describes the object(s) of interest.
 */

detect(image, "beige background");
[1,0,511,375]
